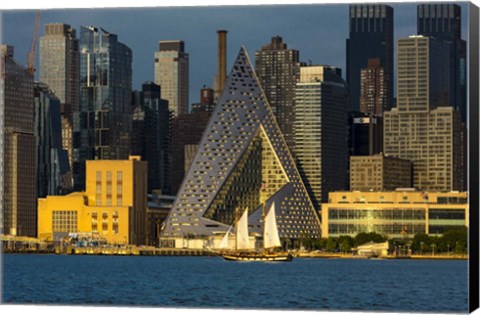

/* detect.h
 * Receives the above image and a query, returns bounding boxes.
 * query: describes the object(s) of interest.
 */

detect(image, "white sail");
[236,208,253,250]
[264,202,281,249]
[218,226,233,249]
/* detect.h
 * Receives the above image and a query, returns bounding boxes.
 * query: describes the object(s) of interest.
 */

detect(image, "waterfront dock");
[55,245,219,257]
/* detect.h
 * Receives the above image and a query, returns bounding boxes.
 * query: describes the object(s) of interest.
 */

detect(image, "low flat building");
[350,154,412,191]
[322,190,468,239]
[38,156,148,245]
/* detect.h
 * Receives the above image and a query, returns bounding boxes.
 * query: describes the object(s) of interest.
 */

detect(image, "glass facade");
[34,82,71,197]
[323,191,468,238]
[73,26,132,191]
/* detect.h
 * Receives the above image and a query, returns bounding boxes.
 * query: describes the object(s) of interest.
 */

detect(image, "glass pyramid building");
[160,47,321,248]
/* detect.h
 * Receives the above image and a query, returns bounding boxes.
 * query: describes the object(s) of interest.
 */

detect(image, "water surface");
[1,254,468,312]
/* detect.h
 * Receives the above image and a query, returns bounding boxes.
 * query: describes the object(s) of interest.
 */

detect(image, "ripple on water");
[1,255,469,312]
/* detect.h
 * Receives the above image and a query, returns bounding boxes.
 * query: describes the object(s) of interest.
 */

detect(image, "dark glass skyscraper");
[131,82,171,194]
[73,26,132,191]
[417,3,467,122]
[346,4,394,112]
[34,82,71,197]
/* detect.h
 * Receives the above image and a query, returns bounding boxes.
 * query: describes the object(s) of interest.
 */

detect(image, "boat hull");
[222,253,293,262]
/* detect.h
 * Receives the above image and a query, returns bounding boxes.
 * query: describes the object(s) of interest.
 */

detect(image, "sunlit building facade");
[255,36,302,153]
[384,35,462,191]
[161,48,321,249]
[350,154,412,191]
[38,156,147,245]
[322,191,468,238]
[154,40,189,116]
[294,65,349,211]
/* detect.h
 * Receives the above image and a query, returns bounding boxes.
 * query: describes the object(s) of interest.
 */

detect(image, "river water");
[1,254,468,312]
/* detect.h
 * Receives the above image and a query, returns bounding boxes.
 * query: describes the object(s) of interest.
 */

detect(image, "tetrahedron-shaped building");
[160,47,321,248]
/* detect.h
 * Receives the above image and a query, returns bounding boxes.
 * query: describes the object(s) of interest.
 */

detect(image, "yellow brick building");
[322,190,468,238]
[38,156,148,245]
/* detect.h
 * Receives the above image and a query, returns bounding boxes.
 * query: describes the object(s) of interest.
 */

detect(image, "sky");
[0,1,470,106]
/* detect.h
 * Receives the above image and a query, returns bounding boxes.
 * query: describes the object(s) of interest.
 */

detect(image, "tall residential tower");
[39,23,80,180]
[384,35,462,191]
[0,45,37,237]
[294,65,349,211]
[154,40,189,116]
[255,36,302,153]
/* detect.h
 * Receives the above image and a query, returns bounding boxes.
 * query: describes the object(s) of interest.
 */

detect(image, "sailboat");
[220,203,293,262]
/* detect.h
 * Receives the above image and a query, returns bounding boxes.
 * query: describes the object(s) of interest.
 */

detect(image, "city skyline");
[0,2,469,107]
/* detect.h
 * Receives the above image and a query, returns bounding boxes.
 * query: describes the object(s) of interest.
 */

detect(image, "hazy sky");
[0,2,470,105]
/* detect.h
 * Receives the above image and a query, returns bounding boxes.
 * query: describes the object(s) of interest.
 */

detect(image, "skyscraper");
[384,35,463,191]
[396,36,451,111]
[131,82,171,194]
[294,65,349,211]
[39,23,80,180]
[417,3,467,122]
[154,40,189,116]
[360,58,388,116]
[346,4,394,112]
[0,45,37,237]
[34,82,71,198]
[73,26,132,191]
[255,36,301,153]
[171,109,211,195]
[161,47,321,248]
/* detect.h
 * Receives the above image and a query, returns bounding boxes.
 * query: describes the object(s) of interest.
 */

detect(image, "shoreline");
[1,247,468,260]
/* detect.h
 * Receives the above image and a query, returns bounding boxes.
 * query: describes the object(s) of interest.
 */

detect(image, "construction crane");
[27,10,41,76]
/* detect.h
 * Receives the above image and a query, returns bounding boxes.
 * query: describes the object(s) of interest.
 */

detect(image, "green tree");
[315,238,328,250]
[354,232,386,246]
[338,235,354,252]
[326,237,338,252]
[411,233,431,252]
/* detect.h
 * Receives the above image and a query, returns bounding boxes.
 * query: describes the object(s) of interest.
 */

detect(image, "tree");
[354,232,386,246]
[338,235,354,253]
[411,233,431,252]
[326,237,338,252]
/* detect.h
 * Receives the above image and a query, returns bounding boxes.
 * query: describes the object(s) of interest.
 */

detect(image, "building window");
[52,211,78,233]
[91,212,98,232]
[117,171,123,206]
[106,171,112,206]
[96,171,102,206]
[102,212,108,233]
[112,211,119,234]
